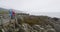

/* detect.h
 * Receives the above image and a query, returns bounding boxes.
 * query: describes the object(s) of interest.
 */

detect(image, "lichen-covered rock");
[53,24,60,32]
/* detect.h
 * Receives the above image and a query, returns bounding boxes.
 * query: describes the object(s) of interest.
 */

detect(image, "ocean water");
[30,12,60,18]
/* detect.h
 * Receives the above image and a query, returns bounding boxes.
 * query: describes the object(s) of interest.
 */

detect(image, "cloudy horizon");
[0,0,60,18]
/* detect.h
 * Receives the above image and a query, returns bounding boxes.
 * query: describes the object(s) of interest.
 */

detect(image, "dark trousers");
[11,16,15,19]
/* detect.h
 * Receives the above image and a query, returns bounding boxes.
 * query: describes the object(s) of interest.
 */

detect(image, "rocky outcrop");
[15,23,56,32]
[0,8,60,32]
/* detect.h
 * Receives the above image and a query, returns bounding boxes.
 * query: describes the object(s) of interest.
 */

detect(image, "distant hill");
[0,8,27,14]
[0,8,9,14]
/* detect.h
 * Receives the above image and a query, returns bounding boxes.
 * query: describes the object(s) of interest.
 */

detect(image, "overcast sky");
[0,0,60,17]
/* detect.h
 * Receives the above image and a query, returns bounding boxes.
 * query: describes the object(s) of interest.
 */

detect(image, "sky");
[0,0,60,17]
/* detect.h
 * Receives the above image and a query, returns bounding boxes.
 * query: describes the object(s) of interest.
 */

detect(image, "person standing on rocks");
[9,9,15,19]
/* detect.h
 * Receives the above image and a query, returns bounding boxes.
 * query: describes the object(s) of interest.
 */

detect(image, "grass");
[17,15,50,26]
